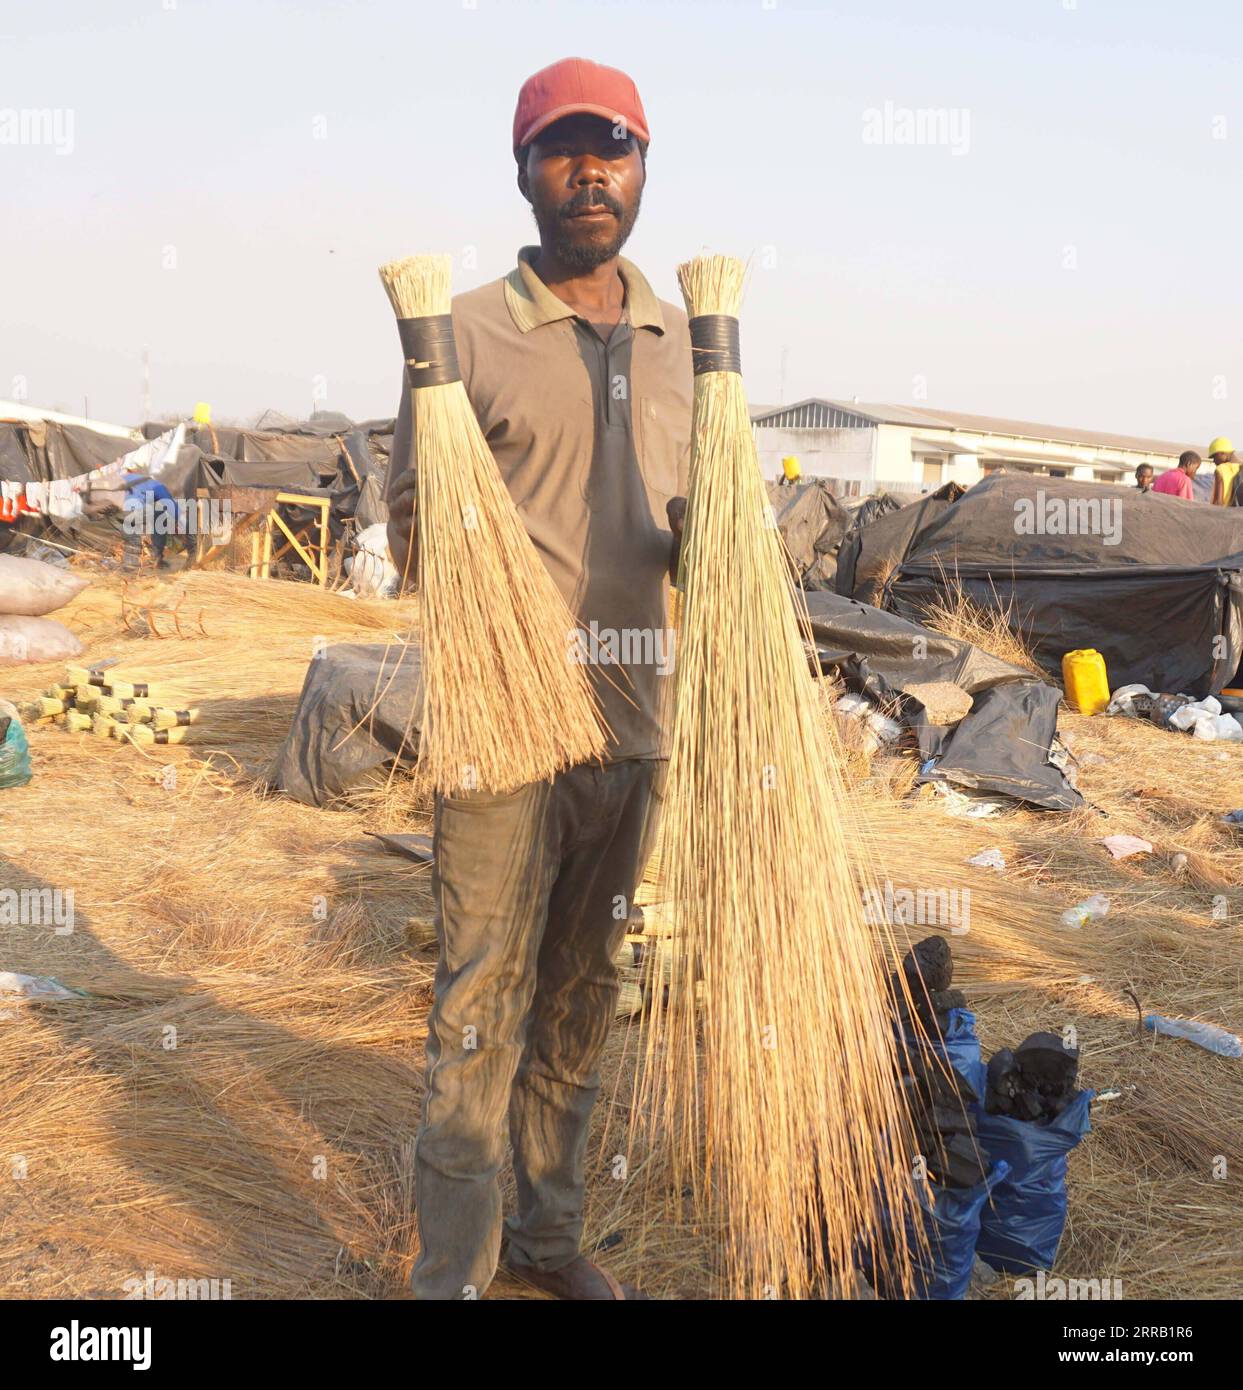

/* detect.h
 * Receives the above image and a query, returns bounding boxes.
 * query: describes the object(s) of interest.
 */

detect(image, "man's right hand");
[386,468,418,588]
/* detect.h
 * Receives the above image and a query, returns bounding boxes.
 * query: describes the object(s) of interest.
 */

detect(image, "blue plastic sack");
[976,1088,1094,1274]
[936,1007,986,1099]
[901,1006,986,1100]
[0,714,32,789]
[864,1159,1011,1300]
[914,1159,1011,1299]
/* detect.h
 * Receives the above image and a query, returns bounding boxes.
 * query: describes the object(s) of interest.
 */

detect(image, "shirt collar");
[504,245,666,335]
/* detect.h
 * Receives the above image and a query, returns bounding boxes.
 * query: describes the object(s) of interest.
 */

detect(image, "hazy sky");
[3,0,1242,446]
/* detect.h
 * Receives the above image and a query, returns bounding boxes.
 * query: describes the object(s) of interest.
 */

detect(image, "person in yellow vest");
[1208,437,1241,506]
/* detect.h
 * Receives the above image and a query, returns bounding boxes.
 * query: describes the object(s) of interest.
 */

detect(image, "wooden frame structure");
[192,487,332,587]
[248,492,331,586]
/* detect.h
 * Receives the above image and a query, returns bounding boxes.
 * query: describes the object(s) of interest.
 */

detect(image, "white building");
[751,398,1201,498]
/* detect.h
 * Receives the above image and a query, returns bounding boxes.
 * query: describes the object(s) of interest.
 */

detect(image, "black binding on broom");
[688,314,741,375]
[397,315,462,388]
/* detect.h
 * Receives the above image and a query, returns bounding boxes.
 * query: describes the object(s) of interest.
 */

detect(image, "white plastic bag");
[865,710,903,743]
[835,693,870,719]
[1106,683,1151,715]
[1061,893,1110,929]
[0,614,84,665]
[348,523,399,599]
[0,553,90,617]
[968,848,1007,870]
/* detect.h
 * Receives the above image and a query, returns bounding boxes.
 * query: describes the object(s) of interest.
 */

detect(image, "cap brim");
[516,102,649,151]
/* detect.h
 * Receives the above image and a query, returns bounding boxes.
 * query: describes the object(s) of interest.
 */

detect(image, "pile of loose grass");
[919,576,1045,677]
[15,568,415,779]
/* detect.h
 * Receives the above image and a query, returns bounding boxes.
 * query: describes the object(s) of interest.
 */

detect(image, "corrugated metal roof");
[750,399,874,430]
[750,398,1197,458]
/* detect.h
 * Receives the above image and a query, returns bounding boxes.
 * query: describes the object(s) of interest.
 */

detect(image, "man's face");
[518,114,644,269]
[1137,468,1153,489]
[1185,458,1202,476]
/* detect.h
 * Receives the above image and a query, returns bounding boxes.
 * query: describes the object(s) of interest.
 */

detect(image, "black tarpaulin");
[1,421,136,484]
[838,472,1243,697]
[835,489,958,605]
[0,426,33,485]
[767,479,850,589]
[842,491,904,528]
[269,642,420,807]
[214,457,330,490]
[886,471,1243,570]
[891,565,1241,699]
[50,424,137,478]
[805,591,1081,810]
[353,474,389,530]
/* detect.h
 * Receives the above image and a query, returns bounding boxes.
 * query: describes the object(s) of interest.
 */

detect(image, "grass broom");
[635,254,922,1299]
[377,255,606,795]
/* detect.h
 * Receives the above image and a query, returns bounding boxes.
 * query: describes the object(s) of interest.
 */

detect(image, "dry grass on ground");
[919,582,1046,676]
[0,567,1240,1298]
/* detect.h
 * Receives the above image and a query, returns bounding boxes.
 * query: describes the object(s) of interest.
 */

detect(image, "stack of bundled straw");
[377,254,606,795]
[636,255,921,1299]
[24,663,200,746]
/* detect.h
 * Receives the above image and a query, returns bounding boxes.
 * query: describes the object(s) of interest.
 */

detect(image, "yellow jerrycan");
[1062,649,1110,715]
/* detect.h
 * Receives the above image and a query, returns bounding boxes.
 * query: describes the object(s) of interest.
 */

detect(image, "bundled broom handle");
[396,315,461,389]
[687,314,742,376]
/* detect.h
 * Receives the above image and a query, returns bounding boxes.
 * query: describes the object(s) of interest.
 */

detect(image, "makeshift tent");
[146,416,392,537]
[0,420,138,489]
[767,479,850,589]
[270,642,420,806]
[768,481,905,591]
[806,590,1081,810]
[836,473,1243,698]
[4,412,390,561]
[142,412,395,473]
[1,420,155,552]
[835,483,962,606]
[842,490,906,529]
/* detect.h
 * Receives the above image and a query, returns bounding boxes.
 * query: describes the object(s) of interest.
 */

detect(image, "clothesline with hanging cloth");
[0,424,185,521]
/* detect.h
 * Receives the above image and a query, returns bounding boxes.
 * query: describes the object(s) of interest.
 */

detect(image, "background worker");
[121,474,176,569]
[1151,450,1201,499]
[1134,463,1154,492]
[1208,437,1241,506]
[386,57,690,1302]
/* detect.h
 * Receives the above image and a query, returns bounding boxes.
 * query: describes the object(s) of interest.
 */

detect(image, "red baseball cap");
[513,57,650,155]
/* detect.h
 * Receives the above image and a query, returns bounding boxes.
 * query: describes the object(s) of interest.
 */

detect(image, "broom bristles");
[378,253,452,321]
[635,254,921,1299]
[377,254,608,795]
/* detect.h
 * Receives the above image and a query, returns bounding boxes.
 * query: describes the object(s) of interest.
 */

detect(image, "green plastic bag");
[0,711,33,788]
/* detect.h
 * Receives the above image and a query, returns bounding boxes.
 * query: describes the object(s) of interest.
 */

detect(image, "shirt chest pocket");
[635,396,689,505]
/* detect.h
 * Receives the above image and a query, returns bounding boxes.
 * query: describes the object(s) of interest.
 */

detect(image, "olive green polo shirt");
[387,246,693,763]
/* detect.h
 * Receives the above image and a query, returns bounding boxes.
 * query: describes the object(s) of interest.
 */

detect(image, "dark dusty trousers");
[409,758,660,1299]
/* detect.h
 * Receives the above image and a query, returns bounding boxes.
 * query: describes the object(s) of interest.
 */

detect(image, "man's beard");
[532,185,642,270]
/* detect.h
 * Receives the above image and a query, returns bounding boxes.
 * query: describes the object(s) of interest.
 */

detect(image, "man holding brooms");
[386,57,690,1300]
